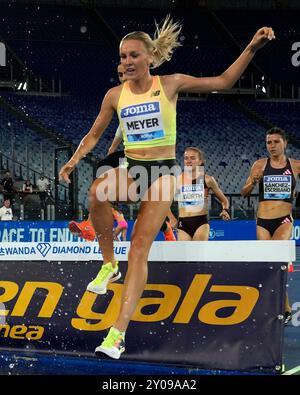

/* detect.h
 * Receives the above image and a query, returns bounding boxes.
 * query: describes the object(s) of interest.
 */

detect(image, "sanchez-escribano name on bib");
[263,175,292,199]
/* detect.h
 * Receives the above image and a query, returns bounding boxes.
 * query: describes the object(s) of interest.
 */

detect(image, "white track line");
[282,365,300,375]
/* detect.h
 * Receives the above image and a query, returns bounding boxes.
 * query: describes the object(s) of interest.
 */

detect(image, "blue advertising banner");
[208,220,256,241]
[0,258,286,372]
[0,219,299,243]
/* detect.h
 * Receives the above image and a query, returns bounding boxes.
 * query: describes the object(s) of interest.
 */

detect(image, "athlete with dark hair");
[242,127,300,325]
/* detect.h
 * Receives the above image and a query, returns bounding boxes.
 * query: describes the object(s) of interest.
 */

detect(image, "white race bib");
[263,175,292,199]
[178,181,205,211]
[120,101,165,143]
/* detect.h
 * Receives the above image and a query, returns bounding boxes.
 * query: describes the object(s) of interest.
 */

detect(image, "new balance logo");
[151,90,160,97]
[37,243,51,257]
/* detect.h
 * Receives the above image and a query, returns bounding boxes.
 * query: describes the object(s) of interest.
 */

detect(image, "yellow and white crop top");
[117,75,176,150]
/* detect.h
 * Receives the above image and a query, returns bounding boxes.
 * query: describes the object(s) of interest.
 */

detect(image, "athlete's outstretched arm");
[59,89,115,183]
[173,27,275,93]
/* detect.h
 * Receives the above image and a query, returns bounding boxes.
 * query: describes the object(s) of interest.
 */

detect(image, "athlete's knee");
[129,234,152,260]
[91,177,116,205]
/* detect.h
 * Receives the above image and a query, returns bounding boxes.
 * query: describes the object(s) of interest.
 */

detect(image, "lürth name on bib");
[179,183,205,208]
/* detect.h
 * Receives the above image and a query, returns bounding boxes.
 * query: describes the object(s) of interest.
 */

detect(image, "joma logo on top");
[0,43,6,67]
[264,175,290,182]
[121,102,159,117]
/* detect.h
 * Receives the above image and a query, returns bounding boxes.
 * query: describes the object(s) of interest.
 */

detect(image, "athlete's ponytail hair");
[120,15,182,68]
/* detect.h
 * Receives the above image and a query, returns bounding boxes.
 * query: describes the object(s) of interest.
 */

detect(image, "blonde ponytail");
[120,15,182,69]
[152,15,182,68]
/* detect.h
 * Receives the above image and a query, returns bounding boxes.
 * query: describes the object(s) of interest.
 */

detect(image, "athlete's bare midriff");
[257,200,292,219]
[125,144,176,160]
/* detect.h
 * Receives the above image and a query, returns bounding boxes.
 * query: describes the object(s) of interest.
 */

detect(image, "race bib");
[178,182,205,211]
[120,101,165,142]
[263,175,292,199]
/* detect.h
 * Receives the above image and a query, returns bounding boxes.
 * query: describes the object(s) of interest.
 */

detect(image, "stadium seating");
[1,4,300,211]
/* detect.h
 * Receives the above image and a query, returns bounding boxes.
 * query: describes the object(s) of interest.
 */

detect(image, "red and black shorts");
[256,215,293,236]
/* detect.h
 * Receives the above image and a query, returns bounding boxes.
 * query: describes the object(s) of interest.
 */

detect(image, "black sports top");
[259,158,296,203]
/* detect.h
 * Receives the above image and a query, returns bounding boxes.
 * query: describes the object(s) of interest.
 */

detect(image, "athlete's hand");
[249,27,275,52]
[59,161,76,184]
[220,209,230,221]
